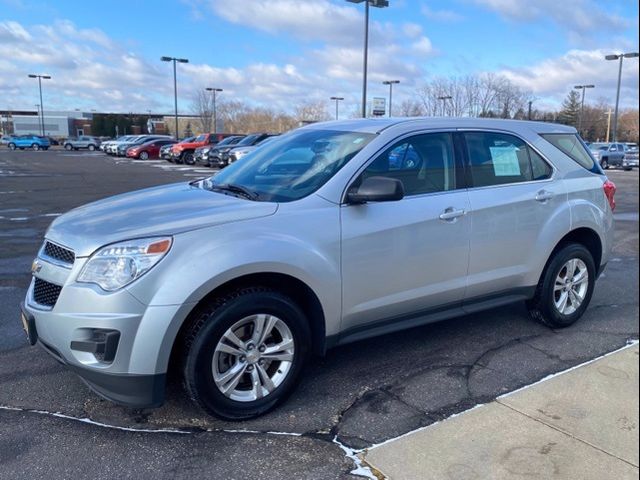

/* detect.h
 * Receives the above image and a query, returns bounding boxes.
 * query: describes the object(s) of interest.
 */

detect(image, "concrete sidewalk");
[363,343,639,480]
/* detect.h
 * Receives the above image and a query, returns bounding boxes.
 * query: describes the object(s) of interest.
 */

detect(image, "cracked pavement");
[0,150,637,479]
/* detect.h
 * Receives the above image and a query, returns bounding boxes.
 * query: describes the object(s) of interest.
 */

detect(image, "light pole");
[437,95,452,116]
[161,56,189,138]
[347,0,390,118]
[382,80,399,117]
[330,96,344,120]
[28,74,51,136]
[574,84,595,135]
[205,87,223,133]
[605,52,639,142]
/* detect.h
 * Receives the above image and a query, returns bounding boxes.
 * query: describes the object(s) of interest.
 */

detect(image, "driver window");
[359,132,457,196]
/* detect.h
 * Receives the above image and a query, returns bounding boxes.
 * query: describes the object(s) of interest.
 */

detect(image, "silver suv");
[64,136,101,151]
[21,118,615,420]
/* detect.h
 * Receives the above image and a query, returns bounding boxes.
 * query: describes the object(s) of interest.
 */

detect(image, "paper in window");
[490,146,521,176]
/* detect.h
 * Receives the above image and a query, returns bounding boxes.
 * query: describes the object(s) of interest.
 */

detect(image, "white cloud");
[472,0,629,39]
[421,5,464,22]
[498,48,640,108]
[402,22,423,39]
[411,36,435,55]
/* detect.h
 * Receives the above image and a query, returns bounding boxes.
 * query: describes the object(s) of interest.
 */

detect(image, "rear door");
[462,130,565,302]
[341,131,471,331]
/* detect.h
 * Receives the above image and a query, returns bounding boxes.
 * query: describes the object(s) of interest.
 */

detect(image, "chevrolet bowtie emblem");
[31,259,42,274]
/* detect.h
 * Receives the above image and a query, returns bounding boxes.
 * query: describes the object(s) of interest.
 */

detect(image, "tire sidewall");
[185,291,310,419]
[540,244,596,327]
[140,151,149,160]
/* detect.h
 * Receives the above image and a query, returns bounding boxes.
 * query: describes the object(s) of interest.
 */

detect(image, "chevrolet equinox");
[21,118,615,419]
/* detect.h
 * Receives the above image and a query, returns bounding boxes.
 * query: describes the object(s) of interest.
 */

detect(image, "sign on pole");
[372,97,386,117]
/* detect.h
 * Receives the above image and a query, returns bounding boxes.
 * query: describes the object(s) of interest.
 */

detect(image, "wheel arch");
[167,272,327,375]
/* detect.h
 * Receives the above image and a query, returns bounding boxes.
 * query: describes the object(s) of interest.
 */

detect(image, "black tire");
[65,144,72,150]
[601,158,609,169]
[183,152,195,165]
[88,144,95,151]
[527,243,596,328]
[139,151,149,160]
[8,143,16,150]
[181,287,311,420]
[32,143,39,151]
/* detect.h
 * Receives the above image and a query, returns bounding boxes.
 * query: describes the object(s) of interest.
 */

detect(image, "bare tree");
[190,90,214,133]
[294,100,331,123]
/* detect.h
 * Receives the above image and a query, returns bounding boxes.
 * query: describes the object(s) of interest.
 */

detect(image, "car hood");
[46,182,278,257]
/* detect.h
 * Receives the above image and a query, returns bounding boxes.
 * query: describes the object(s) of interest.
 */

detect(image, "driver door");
[340,132,471,332]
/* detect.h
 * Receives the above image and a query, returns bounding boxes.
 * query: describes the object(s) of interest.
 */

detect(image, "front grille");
[43,241,75,265]
[33,278,63,307]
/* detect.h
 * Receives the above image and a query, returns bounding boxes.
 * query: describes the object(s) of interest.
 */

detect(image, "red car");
[127,139,177,160]
[170,133,238,164]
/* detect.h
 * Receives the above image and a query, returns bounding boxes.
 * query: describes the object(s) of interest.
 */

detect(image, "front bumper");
[22,254,187,408]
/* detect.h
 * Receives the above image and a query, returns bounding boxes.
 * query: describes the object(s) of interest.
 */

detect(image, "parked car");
[170,133,238,164]
[1,135,12,146]
[126,139,177,160]
[227,136,278,165]
[104,135,138,155]
[7,135,50,150]
[64,136,101,151]
[588,142,625,169]
[622,143,639,170]
[116,135,172,157]
[209,133,276,168]
[194,135,245,167]
[162,137,195,162]
[21,118,615,420]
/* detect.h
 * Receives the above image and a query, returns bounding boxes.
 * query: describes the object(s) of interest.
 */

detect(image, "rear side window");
[464,132,534,187]
[541,134,597,172]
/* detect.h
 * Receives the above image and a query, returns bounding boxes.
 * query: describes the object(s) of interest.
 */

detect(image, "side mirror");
[347,176,405,204]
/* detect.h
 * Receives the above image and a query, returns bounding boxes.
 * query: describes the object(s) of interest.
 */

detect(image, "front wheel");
[32,144,40,151]
[183,152,195,165]
[601,158,609,169]
[8,143,16,150]
[181,288,310,420]
[139,151,149,160]
[88,144,95,151]
[527,243,596,328]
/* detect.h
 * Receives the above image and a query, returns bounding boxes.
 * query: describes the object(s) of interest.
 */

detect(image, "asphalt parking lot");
[0,149,638,479]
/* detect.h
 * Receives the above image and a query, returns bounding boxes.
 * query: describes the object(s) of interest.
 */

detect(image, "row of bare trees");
[188,73,639,142]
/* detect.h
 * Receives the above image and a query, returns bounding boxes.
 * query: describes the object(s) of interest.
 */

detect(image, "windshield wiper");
[210,183,259,200]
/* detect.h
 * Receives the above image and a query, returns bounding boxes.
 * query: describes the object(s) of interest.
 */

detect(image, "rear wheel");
[32,144,40,151]
[88,144,95,151]
[183,152,195,165]
[181,288,310,420]
[64,144,72,150]
[527,243,596,328]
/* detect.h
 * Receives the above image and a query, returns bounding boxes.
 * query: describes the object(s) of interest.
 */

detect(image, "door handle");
[439,208,466,221]
[535,190,554,202]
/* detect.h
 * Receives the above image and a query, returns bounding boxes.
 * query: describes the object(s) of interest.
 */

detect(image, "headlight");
[78,237,172,291]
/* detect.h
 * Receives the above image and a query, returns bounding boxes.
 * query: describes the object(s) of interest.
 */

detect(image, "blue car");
[7,135,50,151]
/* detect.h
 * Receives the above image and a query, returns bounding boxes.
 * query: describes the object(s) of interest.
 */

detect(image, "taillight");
[603,179,616,211]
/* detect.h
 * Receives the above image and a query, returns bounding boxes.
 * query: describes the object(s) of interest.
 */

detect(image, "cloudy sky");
[0,0,638,116]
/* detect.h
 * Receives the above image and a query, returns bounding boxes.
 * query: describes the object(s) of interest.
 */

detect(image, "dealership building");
[0,110,94,138]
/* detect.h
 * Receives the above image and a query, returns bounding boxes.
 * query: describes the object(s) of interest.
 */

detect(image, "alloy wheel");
[553,258,589,315]
[212,314,295,402]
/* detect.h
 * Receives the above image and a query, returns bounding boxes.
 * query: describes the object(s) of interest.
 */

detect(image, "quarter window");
[465,132,551,187]
[358,133,458,196]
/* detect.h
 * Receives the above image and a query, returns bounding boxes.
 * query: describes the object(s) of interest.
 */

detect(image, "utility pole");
[28,74,51,135]
[382,80,400,117]
[605,109,613,143]
[605,52,639,141]
[574,84,595,136]
[527,101,532,120]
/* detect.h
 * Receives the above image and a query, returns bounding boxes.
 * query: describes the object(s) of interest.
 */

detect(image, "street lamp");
[161,56,189,139]
[574,84,595,135]
[205,87,223,133]
[330,96,344,120]
[605,52,639,142]
[437,95,452,116]
[347,0,390,118]
[28,74,51,136]
[382,80,399,117]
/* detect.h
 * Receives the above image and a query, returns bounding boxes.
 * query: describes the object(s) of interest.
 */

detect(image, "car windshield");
[217,136,240,146]
[236,134,263,146]
[201,129,375,202]
[194,134,207,142]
